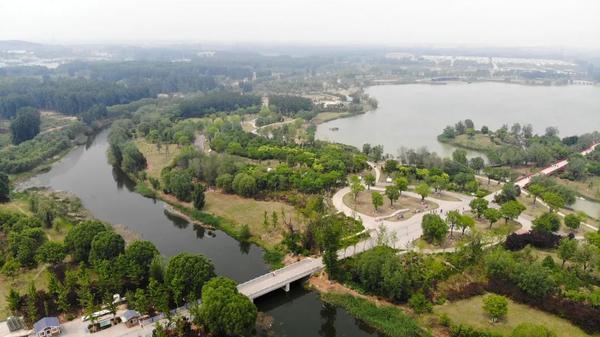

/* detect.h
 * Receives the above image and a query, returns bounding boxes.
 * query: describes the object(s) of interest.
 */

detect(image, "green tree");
[457,214,475,236]
[415,182,431,201]
[192,184,206,210]
[500,201,525,224]
[1,258,20,278]
[166,253,215,305]
[384,186,400,205]
[129,288,152,315]
[394,177,408,196]
[469,157,485,172]
[164,169,193,201]
[446,210,461,237]
[350,175,364,201]
[64,220,107,262]
[452,149,468,166]
[483,294,508,322]
[371,192,383,211]
[516,263,555,297]
[421,214,448,244]
[364,173,376,190]
[483,208,502,229]
[469,198,489,218]
[232,172,257,197]
[0,172,9,202]
[121,240,159,287]
[6,288,21,315]
[120,142,147,173]
[89,231,125,262]
[36,241,65,265]
[563,213,581,231]
[574,243,598,272]
[56,285,70,313]
[532,212,561,233]
[510,323,557,337]
[10,107,40,144]
[320,218,343,279]
[25,282,39,328]
[542,192,565,212]
[528,184,545,205]
[216,173,234,193]
[430,173,449,193]
[557,238,577,267]
[195,277,257,337]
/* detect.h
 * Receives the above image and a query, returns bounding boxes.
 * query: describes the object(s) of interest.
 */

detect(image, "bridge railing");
[242,263,324,298]
[237,258,318,289]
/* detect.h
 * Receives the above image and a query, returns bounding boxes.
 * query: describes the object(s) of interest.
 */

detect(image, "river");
[20,129,380,337]
[317,82,600,217]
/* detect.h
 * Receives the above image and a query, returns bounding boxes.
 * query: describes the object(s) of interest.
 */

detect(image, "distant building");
[33,317,61,337]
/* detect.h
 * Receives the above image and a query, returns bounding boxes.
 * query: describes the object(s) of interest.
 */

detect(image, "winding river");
[21,129,380,337]
[20,83,600,336]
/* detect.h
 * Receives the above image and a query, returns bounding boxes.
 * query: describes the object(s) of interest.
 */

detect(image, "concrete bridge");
[237,258,324,301]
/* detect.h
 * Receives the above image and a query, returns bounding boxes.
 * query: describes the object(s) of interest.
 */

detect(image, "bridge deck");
[237,258,323,300]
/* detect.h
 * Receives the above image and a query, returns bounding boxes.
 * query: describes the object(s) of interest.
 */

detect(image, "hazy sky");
[1,0,599,48]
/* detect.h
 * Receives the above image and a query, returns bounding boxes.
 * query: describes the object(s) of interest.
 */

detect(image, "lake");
[317,83,600,158]
[20,129,380,337]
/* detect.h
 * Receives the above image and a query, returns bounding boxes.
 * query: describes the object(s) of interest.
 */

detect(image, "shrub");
[505,230,561,250]
[482,294,508,322]
[451,324,502,337]
[408,292,432,314]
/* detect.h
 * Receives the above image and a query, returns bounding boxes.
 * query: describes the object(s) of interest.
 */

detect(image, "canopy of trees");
[10,107,40,144]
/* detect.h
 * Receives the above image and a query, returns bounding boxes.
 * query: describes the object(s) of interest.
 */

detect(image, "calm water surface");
[317,83,600,158]
[21,129,379,337]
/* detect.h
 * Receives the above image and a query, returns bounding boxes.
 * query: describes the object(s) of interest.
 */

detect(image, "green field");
[435,294,596,337]
[443,133,500,152]
[135,138,181,179]
[204,191,300,248]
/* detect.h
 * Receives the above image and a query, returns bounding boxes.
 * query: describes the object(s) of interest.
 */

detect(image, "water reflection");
[319,302,337,337]
[20,128,380,337]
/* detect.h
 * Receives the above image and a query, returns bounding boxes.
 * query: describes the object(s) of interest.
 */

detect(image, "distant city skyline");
[1,0,599,49]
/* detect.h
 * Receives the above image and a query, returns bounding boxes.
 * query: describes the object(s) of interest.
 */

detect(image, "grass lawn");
[135,138,181,179]
[0,266,50,319]
[471,213,521,236]
[204,191,301,248]
[343,190,438,217]
[435,294,595,337]
[518,194,600,231]
[447,134,500,152]
[311,112,350,124]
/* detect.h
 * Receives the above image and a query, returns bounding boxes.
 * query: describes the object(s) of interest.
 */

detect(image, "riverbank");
[309,275,432,337]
